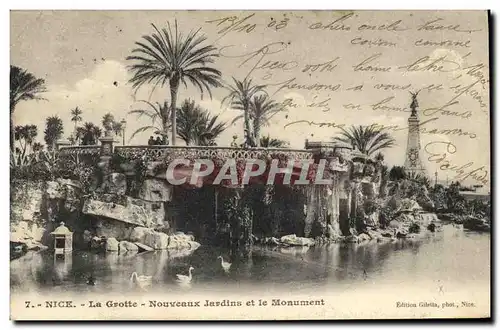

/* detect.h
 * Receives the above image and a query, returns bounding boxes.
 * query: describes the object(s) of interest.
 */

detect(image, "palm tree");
[44,116,64,150]
[259,135,289,148]
[32,142,43,152]
[10,65,47,163]
[231,94,285,147]
[70,106,83,134]
[14,124,38,164]
[334,125,396,156]
[129,100,171,143]
[407,171,431,188]
[76,122,102,145]
[177,99,226,146]
[223,77,266,147]
[126,21,222,146]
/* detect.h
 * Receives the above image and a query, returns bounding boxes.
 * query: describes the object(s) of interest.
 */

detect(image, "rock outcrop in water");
[100,230,200,254]
[11,177,200,258]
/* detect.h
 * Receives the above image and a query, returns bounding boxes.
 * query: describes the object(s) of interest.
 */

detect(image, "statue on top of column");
[409,90,420,116]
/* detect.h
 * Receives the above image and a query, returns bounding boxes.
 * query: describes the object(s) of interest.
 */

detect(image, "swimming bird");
[217,256,232,273]
[130,272,153,290]
[176,266,194,284]
[87,274,96,286]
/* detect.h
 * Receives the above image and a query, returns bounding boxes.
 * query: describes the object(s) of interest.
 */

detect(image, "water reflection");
[10,224,490,295]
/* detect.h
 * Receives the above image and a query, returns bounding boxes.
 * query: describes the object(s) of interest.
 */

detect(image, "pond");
[10,223,490,298]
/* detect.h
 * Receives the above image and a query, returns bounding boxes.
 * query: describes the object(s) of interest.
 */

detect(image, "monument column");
[404,91,426,176]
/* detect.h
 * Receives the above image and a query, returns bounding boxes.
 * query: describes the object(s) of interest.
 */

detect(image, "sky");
[10,10,490,188]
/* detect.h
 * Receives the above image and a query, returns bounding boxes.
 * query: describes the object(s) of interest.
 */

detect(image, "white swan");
[130,272,153,290]
[176,266,194,284]
[218,256,232,272]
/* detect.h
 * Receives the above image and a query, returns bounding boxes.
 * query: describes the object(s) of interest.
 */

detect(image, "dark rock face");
[102,173,127,195]
[138,179,172,202]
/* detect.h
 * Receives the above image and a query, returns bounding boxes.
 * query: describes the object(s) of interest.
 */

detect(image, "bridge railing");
[58,145,102,156]
[114,145,315,162]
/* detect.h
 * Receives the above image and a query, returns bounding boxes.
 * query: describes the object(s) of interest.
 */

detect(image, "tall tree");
[14,124,38,164]
[129,100,171,143]
[70,106,83,133]
[231,94,285,147]
[10,65,46,162]
[76,122,102,145]
[127,21,222,146]
[334,125,396,156]
[44,116,64,150]
[223,78,266,147]
[177,99,226,146]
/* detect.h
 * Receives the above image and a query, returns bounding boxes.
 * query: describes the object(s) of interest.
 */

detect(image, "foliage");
[259,135,289,148]
[112,120,124,137]
[13,124,38,166]
[177,99,226,146]
[334,125,396,156]
[129,158,149,197]
[109,153,128,173]
[76,122,102,145]
[379,164,389,197]
[127,21,222,146]
[407,171,431,188]
[445,182,465,213]
[429,184,447,211]
[231,94,285,146]
[10,65,47,111]
[44,116,64,150]
[389,166,406,181]
[70,106,83,137]
[10,66,47,154]
[223,77,267,147]
[129,100,171,143]
[102,113,115,132]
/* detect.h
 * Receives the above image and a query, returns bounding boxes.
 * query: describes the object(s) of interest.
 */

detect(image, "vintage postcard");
[10,10,491,320]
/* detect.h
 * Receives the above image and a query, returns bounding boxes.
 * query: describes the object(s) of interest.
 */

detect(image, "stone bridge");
[55,135,382,256]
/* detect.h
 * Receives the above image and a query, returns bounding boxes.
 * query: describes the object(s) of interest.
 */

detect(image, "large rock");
[10,221,33,243]
[358,233,371,242]
[91,236,105,250]
[280,234,315,247]
[167,232,200,250]
[106,237,119,251]
[128,227,170,250]
[82,196,165,228]
[10,181,44,223]
[129,227,154,242]
[103,173,127,195]
[135,242,154,252]
[95,219,133,241]
[30,223,45,242]
[139,179,172,202]
[10,221,46,246]
[119,240,139,252]
[144,231,169,250]
[47,179,82,212]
